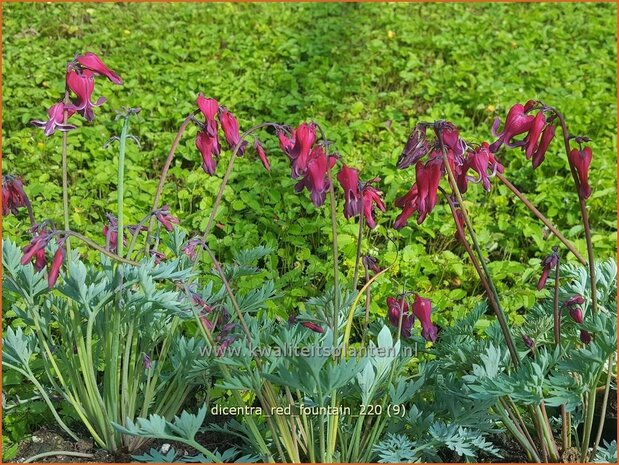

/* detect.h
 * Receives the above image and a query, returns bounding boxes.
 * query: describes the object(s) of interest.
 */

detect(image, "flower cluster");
[20,225,66,287]
[491,102,594,200]
[394,121,503,229]
[278,123,337,207]
[2,175,29,217]
[337,166,386,228]
[32,52,122,135]
[386,293,437,342]
[194,95,271,176]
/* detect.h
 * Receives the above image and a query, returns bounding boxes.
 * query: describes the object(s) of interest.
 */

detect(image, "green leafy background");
[3,2,616,327]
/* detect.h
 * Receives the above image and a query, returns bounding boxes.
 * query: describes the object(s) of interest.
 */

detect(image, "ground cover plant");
[2,2,617,463]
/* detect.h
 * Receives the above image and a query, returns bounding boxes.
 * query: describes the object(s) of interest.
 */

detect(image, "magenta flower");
[362,255,381,274]
[150,250,166,264]
[453,207,466,244]
[48,241,66,288]
[569,307,584,324]
[387,296,414,338]
[301,321,325,333]
[31,102,77,136]
[196,95,219,137]
[415,158,442,224]
[562,295,585,308]
[397,124,429,169]
[393,184,419,230]
[537,249,560,290]
[523,112,546,160]
[219,108,247,155]
[142,353,152,370]
[195,130,221,175]
[75,52,123,85]
[337,165,361,219]
[361,180,386,229]
[182,237,204,261]
[102,214,126,253]
[531,124,555,169]
[466,143,492,191]
[489,103,535,153]
[196,139,220,173]
[294,146,336,207]
[2,175,29,217]
[522,335,535,350]
[278,127,295,156]
[580,329,592,345]
[154,206,180,232]
[21,233,51,271]
[288,122,317,178]
[66,69,106,122]
[412,294,437,342]
[568,147,593,199]
[253,139,270,171]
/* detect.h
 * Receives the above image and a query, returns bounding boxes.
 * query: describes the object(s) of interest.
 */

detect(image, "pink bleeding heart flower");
[196,129,221,175]
[523,112,546,160]
[580,329,592,345]
[154,206,180,232]
[294,146,336,207]
[568,147,593,200]
[75,52,123,85]
[301,321,325,333]
[150,250,166,264]
[337,165,361,219]
[66,69,106,122]
[522,335,535,350]
[466,143,493,191]
[288,122,317,178]
[2,175,30,217]
[142,353,152,370]
[393,183,419,230]
[31,102,76,136]
[537,249,560,290]
[47,240,66,288]
[362,255,381,274]
[361,179,386,229]
[182,237,204,261]
[412,294,438,342]
[196,95,219,137]
[397,124,429,169]
[254,139,270,171]
[219,108,247,155]
[531,124,555,169]
[562,295,585,308]
[489,103,535,153]
[415,158,442,224]
[21,233,52,271]
[387,296,414,338]
[569,307,584,324]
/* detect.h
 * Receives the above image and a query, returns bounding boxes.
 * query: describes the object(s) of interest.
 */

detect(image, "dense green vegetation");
[2,5,616,455]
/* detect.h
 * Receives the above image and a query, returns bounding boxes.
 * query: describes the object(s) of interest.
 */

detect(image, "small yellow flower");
[387,30,395,39]
[486,104,496,113]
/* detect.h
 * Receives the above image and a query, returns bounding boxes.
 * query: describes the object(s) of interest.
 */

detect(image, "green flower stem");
[591,355,615,460]
[23,451,94,463]
[552,254,570,450]
[434,131,519,367]
[145,110,199,252]
[496,172,586,266]
[495,402,542,462]
[61,90,71,255]
[201,123,280,241]
[116,114,131,258]
[352,214,365,291]
[549,106,598,314]
[53,230,138,265]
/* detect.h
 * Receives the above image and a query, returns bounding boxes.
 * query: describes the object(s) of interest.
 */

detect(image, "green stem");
[591,355,615,460]
[434,128,519,366]
[549,107,598,314]
[24,451,94,463]
[61,90,71,255]
[352,214,364,291]
[497,173,586,265]
[116,115,131,257]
